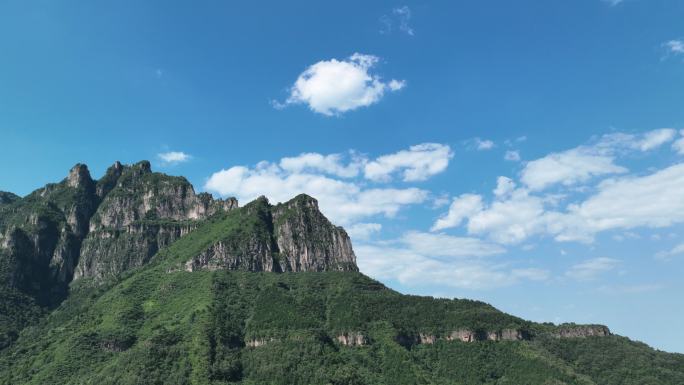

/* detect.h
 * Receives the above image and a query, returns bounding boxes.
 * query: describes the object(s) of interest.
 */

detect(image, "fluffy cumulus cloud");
[346,223,382,240]
[560,163,684,237]
[279,53,405,116]
[467,189,548,244]
[431,194,483,231]
[566,257,620,281]
[279,152,362,178]
[493,176,516,198]
[432,129,684,245]
[520,129,676,191]
[521,148,626,191]
[364,143,453,182]
[157,151,191,165]
[205,143,453,226]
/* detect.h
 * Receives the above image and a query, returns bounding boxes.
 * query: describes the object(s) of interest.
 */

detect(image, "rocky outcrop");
[551,325,611,338]
[74,161,238,280]
[337,332,368,346]
[0,164,99,304]
[183,195,359,273]
[0,160,241,293]
[445,329,478,342]
[272,195,357,272]
[0,191,19,205]
[397,328,530,347]
[246,338,277,348]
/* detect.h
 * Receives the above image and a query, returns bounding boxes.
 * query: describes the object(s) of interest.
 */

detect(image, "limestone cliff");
[0,161,238,297]
[74,161,238,280]
[183,195,358,273]
[0,164,98,304]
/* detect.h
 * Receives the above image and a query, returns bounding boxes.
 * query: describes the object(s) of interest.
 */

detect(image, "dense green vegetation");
[1,163,683,384]
[0,203,682,384]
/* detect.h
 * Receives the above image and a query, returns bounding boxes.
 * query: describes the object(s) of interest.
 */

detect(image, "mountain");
[1,162,683,385]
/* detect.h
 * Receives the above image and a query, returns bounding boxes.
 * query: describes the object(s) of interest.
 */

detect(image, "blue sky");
[2,0,684,352]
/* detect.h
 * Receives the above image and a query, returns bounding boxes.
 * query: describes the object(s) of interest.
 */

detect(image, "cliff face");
[272,195,357,272]
[74,161,237,280]
[551,324,611,338]
[0,164,98,304]
[183,195,358,273]
[1,161,358,294]
[0,161,239,304]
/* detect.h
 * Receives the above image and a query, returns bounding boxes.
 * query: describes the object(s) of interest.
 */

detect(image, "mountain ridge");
[1,161,683,385]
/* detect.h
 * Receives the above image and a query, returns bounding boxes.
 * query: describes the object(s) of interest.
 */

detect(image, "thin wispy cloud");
[664,40,684,55]
[275,53,405,116]
[602,0,624,6]
[655,243,684,261]
[504,150,521,162]
[380,5,415,36]
[157,151,191,165]
[356,232,547,290]
[566,257,620,281]
[475,138,495,150]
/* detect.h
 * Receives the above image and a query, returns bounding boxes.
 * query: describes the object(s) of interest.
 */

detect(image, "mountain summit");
[1,162,683,385]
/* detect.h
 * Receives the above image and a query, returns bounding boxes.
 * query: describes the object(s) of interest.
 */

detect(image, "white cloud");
[566,257,620,281]
[493,176,516,198]
[475,138,495,150]
[204,145,451,225]
[521,148,626,191]
[504,150,521,162]
[157,151,191,165]
[380,6,415,36]
[393,6,414,35]
[346,223,382,240]
[356,232,546,290]
[467,189,547,244]
[673,130,684,155]
[402,231,505,258]
[364,143,453,182]
[664,39,684,55]
[637,128,676,151]
[205,164,428,225]
[280,53,405,116]
[654,243,684,261]
[388,79,406,91]
[431,194,483,231]
[519,129,676,192]
[560,163,684,238]
[603,0,623,6]
[435,161,684,245]
[279,152,361,178]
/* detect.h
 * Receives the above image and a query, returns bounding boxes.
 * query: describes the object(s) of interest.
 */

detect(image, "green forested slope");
[1,200,683,385]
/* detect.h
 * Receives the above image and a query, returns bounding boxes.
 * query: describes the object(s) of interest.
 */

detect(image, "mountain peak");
[66,163,94,189]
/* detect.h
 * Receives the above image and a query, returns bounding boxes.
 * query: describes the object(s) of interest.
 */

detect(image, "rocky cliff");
[74,160,237,280]
[0,161,238,307]
[183,194,358,273]
[1,160,359,304]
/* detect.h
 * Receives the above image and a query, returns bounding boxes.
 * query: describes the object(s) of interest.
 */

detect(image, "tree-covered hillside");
[1,163,683,384]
